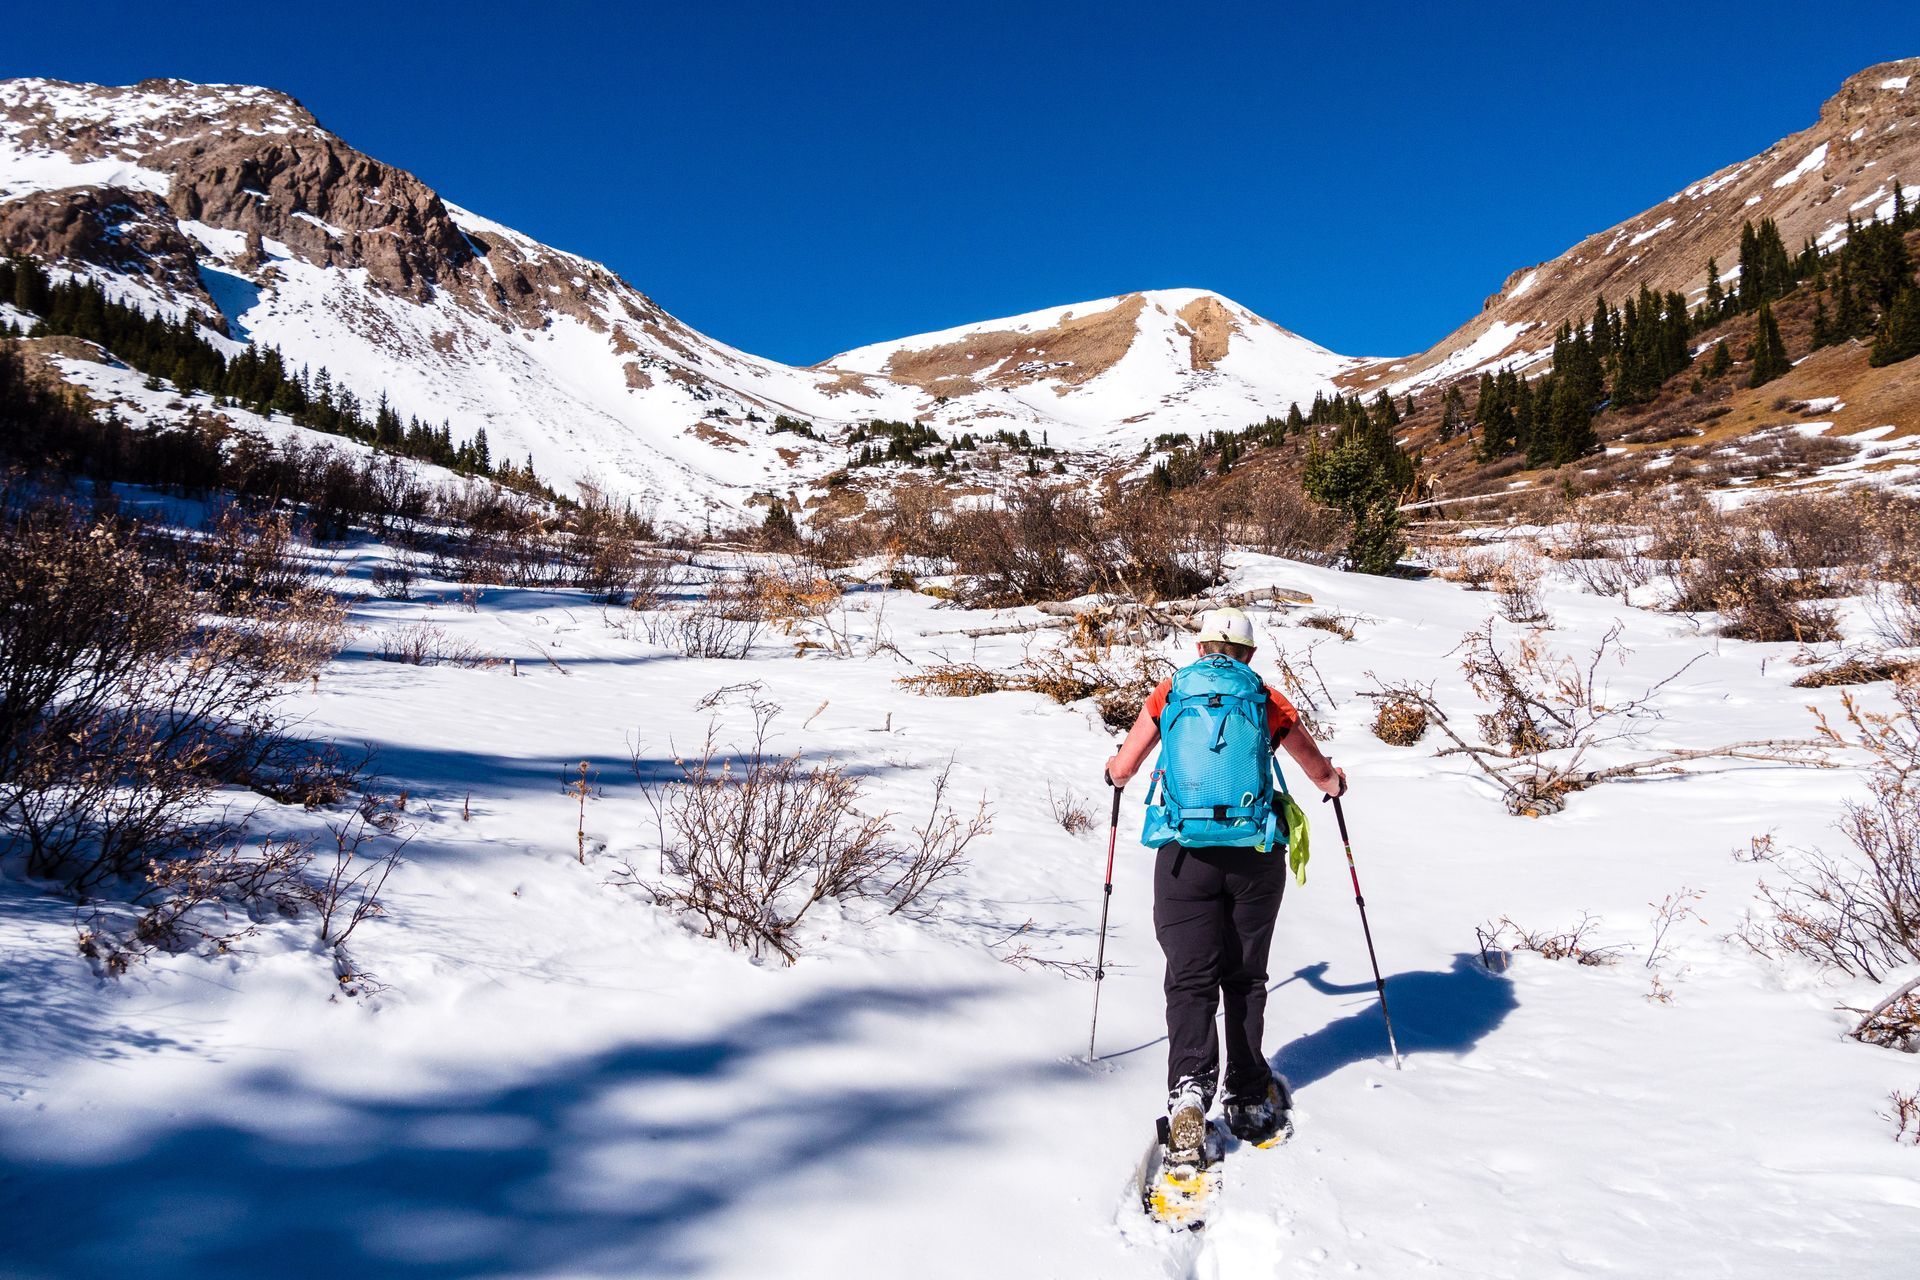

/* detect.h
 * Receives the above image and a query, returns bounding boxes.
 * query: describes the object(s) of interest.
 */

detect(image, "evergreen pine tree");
[1747,303,1791,387]
[1809,299,1834,350]
[1703,257,1725,321]
[1869,288,1920,368]
[1705,339,1731,378]
[1833,259,1866,337]
[1439,384,1466,441]
[761,499,799,546]
[1546,376,1597,466]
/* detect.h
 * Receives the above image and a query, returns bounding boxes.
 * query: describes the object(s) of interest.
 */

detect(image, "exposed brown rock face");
[0,76,737,400]
[162,136,475,302]
[1344,57,1920,391]
[0,186,219,319]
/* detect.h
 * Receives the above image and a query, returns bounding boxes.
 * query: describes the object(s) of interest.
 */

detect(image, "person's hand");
[1103,760,1124,789]
[1318,767,1347,799]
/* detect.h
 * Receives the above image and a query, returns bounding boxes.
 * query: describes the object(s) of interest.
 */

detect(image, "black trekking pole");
[1089,783,1123,1060]
[1326,794,1403,1070]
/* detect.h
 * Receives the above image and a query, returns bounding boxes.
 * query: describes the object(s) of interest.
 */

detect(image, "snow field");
[1,537,1918,1278]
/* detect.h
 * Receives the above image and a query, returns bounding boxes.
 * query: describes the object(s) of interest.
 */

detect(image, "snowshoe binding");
[1224,1075,1294,1148]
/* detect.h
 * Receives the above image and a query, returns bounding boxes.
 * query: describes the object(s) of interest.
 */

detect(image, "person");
[1103,606,1346,1159]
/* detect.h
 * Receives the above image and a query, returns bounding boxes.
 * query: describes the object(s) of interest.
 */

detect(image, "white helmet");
[1194,606,1256,649]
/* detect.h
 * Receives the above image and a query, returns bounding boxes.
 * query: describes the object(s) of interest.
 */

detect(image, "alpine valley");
[5,58,1917,526]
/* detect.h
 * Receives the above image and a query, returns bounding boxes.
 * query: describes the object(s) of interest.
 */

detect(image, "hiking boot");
[1165,1078,1209,1164]
[1225,1076,1293,1144]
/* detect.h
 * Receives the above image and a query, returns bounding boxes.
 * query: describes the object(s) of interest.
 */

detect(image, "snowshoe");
[1140,1113,1222,1230]
[1224,1075,1294,1148]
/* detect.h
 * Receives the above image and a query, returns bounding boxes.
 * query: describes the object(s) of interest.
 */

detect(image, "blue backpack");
[1142,656,1305,871]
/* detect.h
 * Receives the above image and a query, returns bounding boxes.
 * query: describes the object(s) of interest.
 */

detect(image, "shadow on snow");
[1096,953,1516,1090]
[0,981,1062,1279]
[1271,954,1517,1089]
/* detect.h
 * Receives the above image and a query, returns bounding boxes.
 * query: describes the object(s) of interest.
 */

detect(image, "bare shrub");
[1884,1089,1920,1144]
[1862,495,1920,647]
[1368,686,1429,746]
[1661,496,1859,642]
[899,641,1171,733]
[945,486,1099,607]
[1374,622,1825,815]
[76,835,314,973]
[1478,913,1624,965]
[568,482,658,604]
[74,811,403,981]
[1493,552,1550,625]
[377,622,486,666]
[1105,486,1230,603]
[1791,653,1917,689]
[877,481,954,563]
[1300,611,1359,640]
[939,483,1229,608]
[1268,635,1338,740]
[0,499,350,889]
[370,558,415,600]
[1645,887,1706,970]
[310,811,408,951]
[627,705,987,960]
[1869,577,1920,649]
[1709,573,1840,643]
[989,918,1098,978]
[1049,782,1095,836]
[1742,678,1920,981]
[889,759,991,917]
[648,575,766,659]
[897,663,1008,699]
[1430,543,1506,592]
[1220,472,1344,565]
[1850,975,1919,1053]
[757,563,843,623]
[1561,539,1662,603]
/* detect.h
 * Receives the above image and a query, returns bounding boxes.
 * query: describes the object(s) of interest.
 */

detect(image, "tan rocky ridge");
[1345,57,1920,394]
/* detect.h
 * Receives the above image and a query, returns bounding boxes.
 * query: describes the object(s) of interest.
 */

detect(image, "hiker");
[1103,606,1346,1156]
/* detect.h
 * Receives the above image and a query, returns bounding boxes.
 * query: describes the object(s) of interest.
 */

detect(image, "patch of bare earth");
[688,423,745,449]
[810,370,880,399]
[1175,295,1238,371]
[868,294,1149,395]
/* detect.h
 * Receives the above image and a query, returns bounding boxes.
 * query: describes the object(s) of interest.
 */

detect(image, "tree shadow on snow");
[0,891,193,1102]
[0,981,1064,1279]
[1271,954,1517,1089]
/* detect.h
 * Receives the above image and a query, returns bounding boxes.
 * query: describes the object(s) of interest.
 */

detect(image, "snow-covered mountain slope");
[829,287,1368,447]
[2,536,1916,1277]
[0,77,934,520]
[1350,57,1920,394]
[5,63,1917,520]
[0,78,1367,519]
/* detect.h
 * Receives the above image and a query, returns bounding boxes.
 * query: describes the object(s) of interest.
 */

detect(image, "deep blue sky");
[6,3,1917,363]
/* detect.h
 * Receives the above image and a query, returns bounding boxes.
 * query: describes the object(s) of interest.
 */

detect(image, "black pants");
[1153,842,1287,1107]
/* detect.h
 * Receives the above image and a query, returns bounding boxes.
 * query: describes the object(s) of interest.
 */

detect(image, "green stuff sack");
[1279,788,1310,885]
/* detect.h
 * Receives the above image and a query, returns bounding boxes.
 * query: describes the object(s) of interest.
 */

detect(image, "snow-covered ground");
[2,538,1918,1279]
